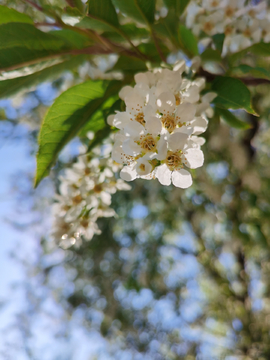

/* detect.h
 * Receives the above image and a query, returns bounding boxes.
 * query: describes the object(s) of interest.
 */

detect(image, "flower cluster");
[108,62,215,188]
[51,145,131,249]
[185,0,269,55]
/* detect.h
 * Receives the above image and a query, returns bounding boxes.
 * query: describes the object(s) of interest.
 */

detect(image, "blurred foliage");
[0,0,270,359]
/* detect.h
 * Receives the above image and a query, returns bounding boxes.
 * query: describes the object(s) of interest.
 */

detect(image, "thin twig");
[198,68,270,86]
[21,0,43,12]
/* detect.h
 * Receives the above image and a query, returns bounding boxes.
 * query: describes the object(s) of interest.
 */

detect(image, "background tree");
[1,0,270,359]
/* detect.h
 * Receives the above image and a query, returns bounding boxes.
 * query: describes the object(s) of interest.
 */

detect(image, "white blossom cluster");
[108,62,216,189]
[51,145,131,249]
[185,0,270,55]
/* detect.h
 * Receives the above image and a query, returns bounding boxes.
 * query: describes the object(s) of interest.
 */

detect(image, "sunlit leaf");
[112,0,156,24]
[0,5,33,25]
[35,80,124,186]
[0,56,88,99]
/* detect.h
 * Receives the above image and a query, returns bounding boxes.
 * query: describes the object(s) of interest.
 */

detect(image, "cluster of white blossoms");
[108,62,216,189]
[185,0,270,55]
[51,144,131,249]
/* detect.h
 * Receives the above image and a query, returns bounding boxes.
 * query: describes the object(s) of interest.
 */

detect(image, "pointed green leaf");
[88,0,119,27]
[163,0,190,15]
[229,64,270,80]
[178,24,198,57]
[0,5,33,25]
[109,55,147,73]
[201,48,222,62]
[212,33,225,54]
[217,108,251,130]
[0,23,70,71]
[35,80,124,186]
[35,81,105,186]
[49,29,92,49]
[0,56,88,99]
[112,0,156,24]
[212,76,257,115]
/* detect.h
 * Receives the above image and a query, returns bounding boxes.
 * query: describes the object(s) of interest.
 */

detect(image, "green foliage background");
[1,0,270,358]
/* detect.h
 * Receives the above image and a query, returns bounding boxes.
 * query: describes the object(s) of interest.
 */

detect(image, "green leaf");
[217,108,251,130]
[0,5,33,25]
[154,10,179,47]
[0,23,70,71]
[138,42,169,63]
[0,56,88,99]
[201,48,222,62]
[49,29,92,49]
[112,0,156,24]
[102,24,149,43]
[35,80,124,186]
[178,24,198,57]
[109,55,147,73]
[88,0,119,28]
[212,76,257,115]
[229,42,270,64]
[212,33,225,54]
[163,0,190,15]
[229,64,270,80]
[76,16,114,32]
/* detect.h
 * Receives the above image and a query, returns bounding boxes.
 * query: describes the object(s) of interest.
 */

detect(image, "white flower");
[185,0,270,56]
[109,64,214,188]
[51,146,131,248]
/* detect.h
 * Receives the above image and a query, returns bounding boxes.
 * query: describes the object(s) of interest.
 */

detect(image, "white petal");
[155,164,172,186]
[172,169,192,188]
[145,116,162,135]
[125,92,145,110]
[184,148,204,169]
[168,132,189,151]
[190,116,208,135]
[156,136,168,160]
[122,138,141,156]
[135,158,152,176]
[134,72,149,85]
[112,146,124,163]
[190,136,206,147]
[120,165,137,181]
[175,103,196,123]
[157,91,176,114]
[107,114,114,126]
[119,86,133,100]
[202,92,217,103]
[113,112,129,129]
[124,121,145,137]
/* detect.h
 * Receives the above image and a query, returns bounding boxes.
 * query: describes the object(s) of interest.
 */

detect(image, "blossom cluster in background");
[51,143,131,248]
[108,62,215,188]
[185,0,269,55]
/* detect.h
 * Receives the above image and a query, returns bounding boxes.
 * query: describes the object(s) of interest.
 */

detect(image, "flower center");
[140,135,157,152]
[93,184,103,193]
[243,28,251,38]
[72,194,83,205]
[135,112,145,125]
[211,0,218,7]
[203,21,214,33]
[175,94,181,106]
[162,114,176,133]
[225,7,234,17]
[80,219,89,228]
[225,26,233,36]
[139,163,146,171]
[165,151,182,171]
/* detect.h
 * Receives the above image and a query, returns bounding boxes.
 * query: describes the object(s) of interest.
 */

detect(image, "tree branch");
[198,68,270,86]
[21,0,43,12]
